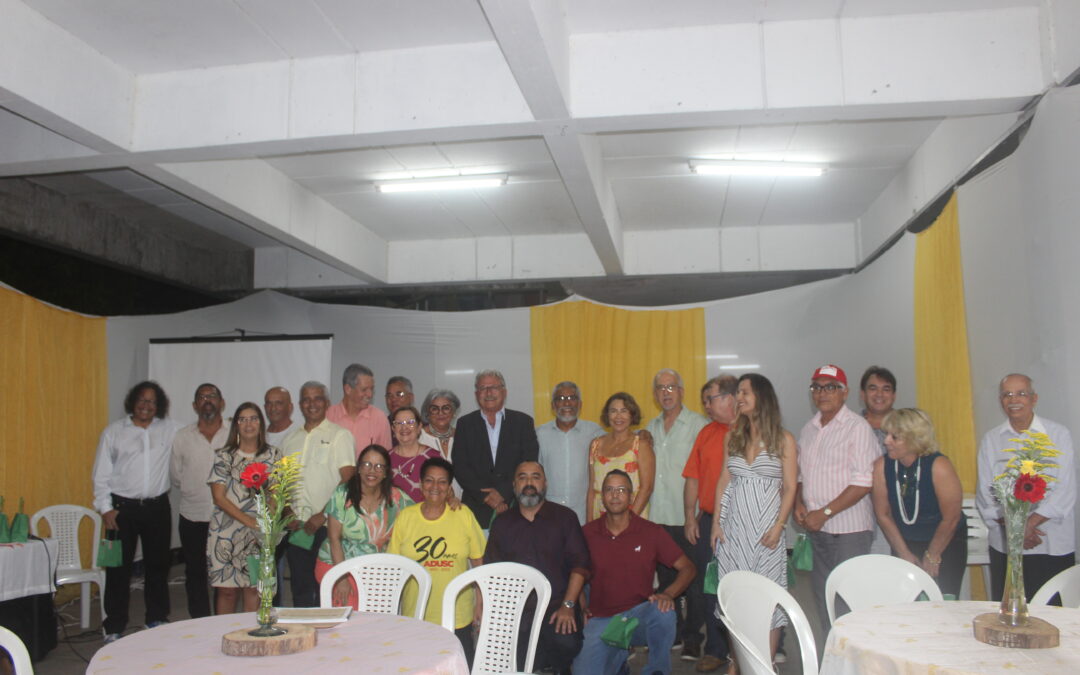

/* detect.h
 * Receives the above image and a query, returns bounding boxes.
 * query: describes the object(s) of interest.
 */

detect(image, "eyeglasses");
[359,461,387,472]
[196,393,220,401]
[428,404,454,415]
[705,393,730,403]
[393,419,418,427]
[809,383,844,394]
[476,385,504,393]
[236,415,260,424]
[386,391,410,399]
[602,486,631,495]
[1000,391,1034,400]
[654,384,678,393]
[554,395,579,403]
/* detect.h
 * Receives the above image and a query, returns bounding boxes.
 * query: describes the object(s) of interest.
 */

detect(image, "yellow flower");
[1019,460,1037,475]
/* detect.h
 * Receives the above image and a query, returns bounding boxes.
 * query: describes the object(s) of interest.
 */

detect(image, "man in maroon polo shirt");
[574,469,696,675]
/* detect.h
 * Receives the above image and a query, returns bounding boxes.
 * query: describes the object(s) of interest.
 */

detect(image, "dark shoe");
[145,620,169,628]
[696,654,730,673]
[681,640,702,660]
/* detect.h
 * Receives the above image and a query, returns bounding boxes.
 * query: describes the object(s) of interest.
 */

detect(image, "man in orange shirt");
[681,375,738,672]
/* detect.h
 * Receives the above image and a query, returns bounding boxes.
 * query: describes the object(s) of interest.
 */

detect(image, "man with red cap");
[794,364,880,632]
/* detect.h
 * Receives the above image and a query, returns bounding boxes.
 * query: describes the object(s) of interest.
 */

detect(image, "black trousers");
[989,547,1075,602]
[178,515,211,618]
[286,526,328,607]
[658,523,702,645]
[517,605,582,673]
[103,493,172,634]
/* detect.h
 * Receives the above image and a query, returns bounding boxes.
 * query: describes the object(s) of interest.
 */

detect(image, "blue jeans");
[573,600,677,675]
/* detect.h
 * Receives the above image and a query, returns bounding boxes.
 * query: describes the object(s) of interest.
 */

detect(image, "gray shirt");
[537,419,604,523]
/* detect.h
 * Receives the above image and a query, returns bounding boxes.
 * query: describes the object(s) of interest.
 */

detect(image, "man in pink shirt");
[794,364,880,632]
[326,363,392,456]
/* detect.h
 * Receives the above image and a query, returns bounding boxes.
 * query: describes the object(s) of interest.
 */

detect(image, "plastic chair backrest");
[825,553,943,623]
[718,570,818,675]
[961,498,988,539]
[1031,564,1080,607]
[441,562,551,675]
[0,625,33,674]
[319,553,432,618]
[30,504,100,572]
[719,615,775,675]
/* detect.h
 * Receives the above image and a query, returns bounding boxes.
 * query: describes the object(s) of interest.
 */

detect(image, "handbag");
[703,559,720,595]
[97,529,123,568]
[792,532,813,571]
[600,612,640,650]
[8,498,29,543]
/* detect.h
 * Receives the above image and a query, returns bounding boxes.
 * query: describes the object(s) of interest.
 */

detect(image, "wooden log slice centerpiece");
[973,612,1059,649]
[222,623,316,656]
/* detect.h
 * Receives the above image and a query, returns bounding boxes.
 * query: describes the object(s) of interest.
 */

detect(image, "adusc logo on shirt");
[412,535,460,569]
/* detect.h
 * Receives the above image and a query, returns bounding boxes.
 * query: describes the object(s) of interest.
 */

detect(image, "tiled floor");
[29,566,823,674]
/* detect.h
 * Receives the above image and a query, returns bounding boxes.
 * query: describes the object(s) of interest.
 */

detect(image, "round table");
[821,600,1080,674]
[87,611,469,674]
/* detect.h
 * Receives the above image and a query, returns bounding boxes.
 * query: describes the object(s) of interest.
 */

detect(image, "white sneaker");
[103,633,121,644]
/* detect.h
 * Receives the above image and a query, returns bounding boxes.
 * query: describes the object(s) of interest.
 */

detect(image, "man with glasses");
[646,368,708,660]
[282,381,356,606]
[575,469,696,675]
[170,383,228,619]
[454,370,539,527]
[795,365,879,632]
[327,363,392,457]
[537,381,604,523]
[681,375,738,672]
[976,374,1076,601]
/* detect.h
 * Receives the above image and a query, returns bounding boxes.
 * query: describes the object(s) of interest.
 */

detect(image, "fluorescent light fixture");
[719,364,760,370]
[690,160,825,177]
[376,174,508,193]
[444,368,476,376]
[706,354,739,360]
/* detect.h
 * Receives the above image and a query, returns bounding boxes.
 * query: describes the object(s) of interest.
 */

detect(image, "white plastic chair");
[319,553,432,618]
[718,615,774,675]
[30,504,105,630]
[717,570,818,675]
[441,562,551,675]
[961,497,992,599]
[825,553,943,623]
[0,625,34,674]
[1031,564,1080,607]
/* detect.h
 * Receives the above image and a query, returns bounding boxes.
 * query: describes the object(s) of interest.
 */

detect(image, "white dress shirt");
[537,418,604,523]
[170,421,229,522]
[484,408,506,463]
[92,416,182,514]
[975,414,1076,555]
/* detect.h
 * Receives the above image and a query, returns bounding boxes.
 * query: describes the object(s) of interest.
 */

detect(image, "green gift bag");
[247,555,263,586]
[703,559,720,595]
[600,612,640,649]
[288,528,316,551]
[792,532,813,572]
[0,496,10,544]
[8,498,29,543]
[97,530,123,568]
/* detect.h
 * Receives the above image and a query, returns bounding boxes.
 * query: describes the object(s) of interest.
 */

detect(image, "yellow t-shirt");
[388,503,486,628]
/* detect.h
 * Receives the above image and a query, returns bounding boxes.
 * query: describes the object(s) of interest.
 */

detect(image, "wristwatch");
[563,600,576,609]
[822,506,833,518]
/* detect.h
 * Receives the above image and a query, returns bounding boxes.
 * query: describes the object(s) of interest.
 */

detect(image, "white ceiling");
[0,0,1068,302]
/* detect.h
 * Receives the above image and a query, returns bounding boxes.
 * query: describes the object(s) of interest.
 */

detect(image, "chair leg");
[98,580,107,629]
[80,582,91,629]
[981,565,992,601]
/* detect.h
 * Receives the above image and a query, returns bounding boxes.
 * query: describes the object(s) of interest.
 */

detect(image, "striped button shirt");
[797,405,879,534]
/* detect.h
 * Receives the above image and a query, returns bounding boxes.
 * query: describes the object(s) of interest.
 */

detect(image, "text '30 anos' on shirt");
[92,416,182,514]
[797,405,879,535]
[647,406,709,526]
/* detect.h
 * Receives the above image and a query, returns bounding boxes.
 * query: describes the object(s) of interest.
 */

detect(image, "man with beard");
[537,381,604,523]
[485,462,589,674]
[170,382,228,619]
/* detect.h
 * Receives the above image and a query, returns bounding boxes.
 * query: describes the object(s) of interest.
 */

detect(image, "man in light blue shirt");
[537,381,604,523]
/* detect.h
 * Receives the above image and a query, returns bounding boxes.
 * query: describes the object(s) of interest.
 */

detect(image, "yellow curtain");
[0,287,108,567]
[530,300,706,426]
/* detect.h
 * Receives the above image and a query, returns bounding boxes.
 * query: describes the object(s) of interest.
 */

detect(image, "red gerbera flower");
[241,462,270,490]
[1014,473,1047,503]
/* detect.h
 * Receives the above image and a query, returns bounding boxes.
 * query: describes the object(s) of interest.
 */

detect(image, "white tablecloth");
[0,539,59,602]
[87,611,470,674]
[822,600,1080,674]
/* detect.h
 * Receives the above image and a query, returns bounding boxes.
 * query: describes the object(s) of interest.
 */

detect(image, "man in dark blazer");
[454,369,540,526]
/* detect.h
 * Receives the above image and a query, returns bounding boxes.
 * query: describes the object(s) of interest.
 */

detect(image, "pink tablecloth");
[87,611,469,674]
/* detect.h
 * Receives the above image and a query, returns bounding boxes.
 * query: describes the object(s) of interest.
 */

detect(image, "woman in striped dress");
[711,373,798,660]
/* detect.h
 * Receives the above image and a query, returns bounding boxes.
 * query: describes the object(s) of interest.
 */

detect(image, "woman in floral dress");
[586,392,655,521]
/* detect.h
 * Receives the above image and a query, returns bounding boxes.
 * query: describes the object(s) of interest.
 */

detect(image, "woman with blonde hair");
[871,408,966,596]
[711,373,798,661]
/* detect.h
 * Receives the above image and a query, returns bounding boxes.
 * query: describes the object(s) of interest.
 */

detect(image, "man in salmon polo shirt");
[794,364,880,633]
[326,363,392,457]
[681,375,738,673]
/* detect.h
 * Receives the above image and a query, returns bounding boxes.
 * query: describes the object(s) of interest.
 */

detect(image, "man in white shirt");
[794,365,880,632]
[170,383,228,619]
[976,373,1076,600]
[91,381,182,642]
[282,381,355,606]
[263,386,294,447]
[536,381,604,523]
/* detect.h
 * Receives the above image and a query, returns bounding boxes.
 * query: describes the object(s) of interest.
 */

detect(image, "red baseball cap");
[811,364,847,387]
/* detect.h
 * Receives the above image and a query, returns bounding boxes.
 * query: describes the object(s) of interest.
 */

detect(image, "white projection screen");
[149,334,333,425]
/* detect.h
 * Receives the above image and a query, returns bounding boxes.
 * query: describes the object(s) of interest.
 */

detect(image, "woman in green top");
[315,444,413,608]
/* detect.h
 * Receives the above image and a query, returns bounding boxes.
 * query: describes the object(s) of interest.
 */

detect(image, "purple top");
[390,445,442,502]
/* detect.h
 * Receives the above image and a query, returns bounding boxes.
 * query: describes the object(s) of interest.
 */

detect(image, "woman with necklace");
[586,392,655,521]
[418,389,460,460]
[871,408,966,597]
[711,373,797,662]
[390,405,443,502]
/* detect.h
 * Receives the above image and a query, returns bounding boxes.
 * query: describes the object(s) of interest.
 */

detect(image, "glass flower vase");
[998,499,1030,627]
[249,540,286,637]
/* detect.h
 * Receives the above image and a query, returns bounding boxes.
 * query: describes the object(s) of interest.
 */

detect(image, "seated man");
[575,469,696,675]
